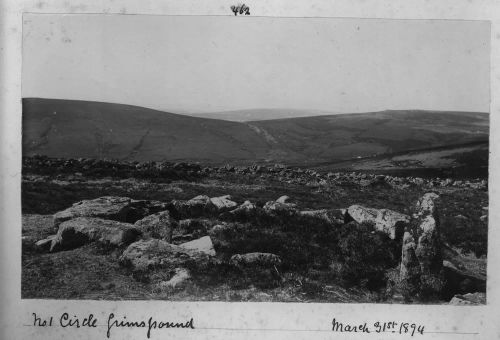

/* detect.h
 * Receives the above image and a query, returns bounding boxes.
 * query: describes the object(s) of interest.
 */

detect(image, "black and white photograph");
[21,14,489,305]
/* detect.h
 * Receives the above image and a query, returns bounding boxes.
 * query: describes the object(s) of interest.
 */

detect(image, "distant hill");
[23,98,489,165]
[190,109,339,122]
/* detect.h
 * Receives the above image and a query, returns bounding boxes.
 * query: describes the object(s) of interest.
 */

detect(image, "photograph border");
[2,0,500,339]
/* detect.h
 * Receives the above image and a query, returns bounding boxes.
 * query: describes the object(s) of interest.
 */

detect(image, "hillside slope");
[22,98,271,163]
[250,110,488,164]
[23,99,489,164]
[314,142,489,179]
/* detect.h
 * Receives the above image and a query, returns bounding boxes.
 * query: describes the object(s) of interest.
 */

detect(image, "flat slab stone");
[179,236,216,256]
[50,217,142,252]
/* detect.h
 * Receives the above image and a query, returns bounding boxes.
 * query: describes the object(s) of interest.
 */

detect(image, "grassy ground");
[21,172,488,302]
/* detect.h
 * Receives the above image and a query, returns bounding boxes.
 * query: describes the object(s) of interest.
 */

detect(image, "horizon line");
[22,97,490,116]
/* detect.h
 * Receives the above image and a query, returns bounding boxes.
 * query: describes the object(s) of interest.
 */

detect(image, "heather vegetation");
[22,157,487,304]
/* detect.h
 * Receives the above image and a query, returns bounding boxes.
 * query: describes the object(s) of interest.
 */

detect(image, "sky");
[22,15,490,114]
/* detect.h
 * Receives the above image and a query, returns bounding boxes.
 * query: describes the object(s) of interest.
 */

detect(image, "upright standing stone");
[399,193,444,300]
[413,193,444,297]
[400,232,421,300]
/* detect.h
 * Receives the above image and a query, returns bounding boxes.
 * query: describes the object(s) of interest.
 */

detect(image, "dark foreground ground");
[21,157,488,303]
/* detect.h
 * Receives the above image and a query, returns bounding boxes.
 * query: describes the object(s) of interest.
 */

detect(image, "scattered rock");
[25,159,487,303]
[238,200,257,211]
[210,195,238,212]
[50,217,142,252]
[53,196,132,228]
[299,209,346,225]
[168,195,217,219]
[230,252,282,268]
[127,199,169,222]
[120,239,211,271]
[209,223,232,234]
[220,200,258,220]
[175,218,212,240]
[53,196,167,229]
[263,197,297,216]
[24,156,204,182]
[189,195,217,211]
[360,175,390,188]
[449,292,486,305]
[208,222,246,249]
[413,178,425,186]
[276,195,291,204]
[134,210,175,242]
[156,268,191,290]
[346,205,409,240]
[179,236,216,256]
[25,156,487,190]
[442,260,486,298]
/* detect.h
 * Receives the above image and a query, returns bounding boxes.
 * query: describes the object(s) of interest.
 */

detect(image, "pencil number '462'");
[231,4,250,16]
